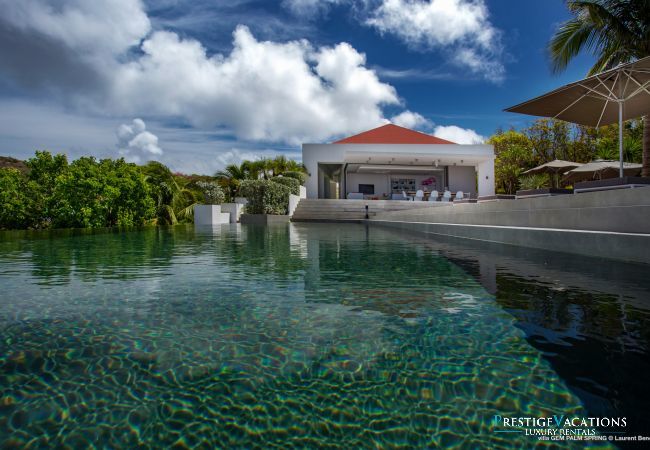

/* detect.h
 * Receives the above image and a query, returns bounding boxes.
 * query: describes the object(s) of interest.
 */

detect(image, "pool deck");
[292,188,650,264]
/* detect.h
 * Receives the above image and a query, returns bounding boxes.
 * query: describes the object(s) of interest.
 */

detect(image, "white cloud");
[1,0,150,56]
[433,125,485,144]
[0,0,402,145]
[116,118,162,163]
[282,0,343,17]
[390,111,432,129]
[365,0,504,82]
[110,25,398,144]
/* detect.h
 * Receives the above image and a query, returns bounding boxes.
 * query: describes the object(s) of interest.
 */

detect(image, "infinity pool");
[1,223,648,448]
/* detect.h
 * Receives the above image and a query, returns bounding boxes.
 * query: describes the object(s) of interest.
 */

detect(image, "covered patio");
[302,124,495,200]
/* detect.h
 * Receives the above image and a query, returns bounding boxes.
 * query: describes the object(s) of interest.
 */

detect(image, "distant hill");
[0,156,28,173]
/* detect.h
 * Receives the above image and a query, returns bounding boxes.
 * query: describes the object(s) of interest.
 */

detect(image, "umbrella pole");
[618,100,624,178]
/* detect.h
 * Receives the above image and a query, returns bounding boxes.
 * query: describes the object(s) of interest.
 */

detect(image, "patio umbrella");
[563,160,642,184]
[523,159,583,187]
[505,56,650,177]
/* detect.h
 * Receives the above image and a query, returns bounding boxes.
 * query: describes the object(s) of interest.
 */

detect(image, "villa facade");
[302,124,495,199]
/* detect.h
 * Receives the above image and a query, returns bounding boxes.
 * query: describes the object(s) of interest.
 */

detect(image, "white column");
[477,158,495,197]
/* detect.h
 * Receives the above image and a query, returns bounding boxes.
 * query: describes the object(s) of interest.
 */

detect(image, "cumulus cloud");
[116,118,162,163]
[112,27,398,144]
[0,0,401,145]
[1,0,150,56]
[390,111,432,130]
[433,125,485,144]
[365,0,504,82]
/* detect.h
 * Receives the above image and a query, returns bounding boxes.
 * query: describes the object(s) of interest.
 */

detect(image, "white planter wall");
[288,194,301,217]
[194,205,230,225]
[220,203,244,223]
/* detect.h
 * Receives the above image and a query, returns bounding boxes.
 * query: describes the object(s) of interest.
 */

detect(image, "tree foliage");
[487,118,644,192]
[141,161,197,225]
[215,156,307,201]
[488,130,534,194]
[0,168,37,229]
[50,157,154,228]
[196,181,225,205]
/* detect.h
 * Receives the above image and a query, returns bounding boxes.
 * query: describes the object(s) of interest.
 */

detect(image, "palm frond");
[550,0,643,74]
[176,202,197,221]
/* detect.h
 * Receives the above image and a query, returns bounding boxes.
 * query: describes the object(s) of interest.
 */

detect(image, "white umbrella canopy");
[524,159,584,188]
[506,56,650,177]
[523,159,583,175]
[563,160,642,184]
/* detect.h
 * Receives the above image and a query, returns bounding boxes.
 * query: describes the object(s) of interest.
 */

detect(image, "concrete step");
[290,198,444,222]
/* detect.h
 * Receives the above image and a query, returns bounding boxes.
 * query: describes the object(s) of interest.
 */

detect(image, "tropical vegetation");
[216,156,307,201]
[0,151,308,230]
[489,117,643,194]
[549,0,650,176]
[240,179,292,215]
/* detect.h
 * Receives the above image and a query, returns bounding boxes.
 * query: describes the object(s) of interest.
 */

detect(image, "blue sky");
[0,0,596,174]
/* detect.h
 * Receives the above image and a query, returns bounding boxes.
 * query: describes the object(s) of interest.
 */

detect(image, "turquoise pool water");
[1,223,646,448]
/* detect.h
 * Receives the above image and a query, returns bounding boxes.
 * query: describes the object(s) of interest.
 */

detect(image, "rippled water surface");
[1,223,648,448]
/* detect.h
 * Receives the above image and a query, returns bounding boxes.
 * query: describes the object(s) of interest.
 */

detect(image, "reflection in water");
[375,227,650,443]
[0,223,641,448]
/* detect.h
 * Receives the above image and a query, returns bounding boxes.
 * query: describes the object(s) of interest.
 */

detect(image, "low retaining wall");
[372,220,650,264]
[240,214,290,225]
[373,187,650,234]
[370,188,650,264]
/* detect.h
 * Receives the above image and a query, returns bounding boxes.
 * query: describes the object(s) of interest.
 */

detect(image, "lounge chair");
[428,190,439,202]
[441,190,451,202]
[414,189,424,201]
[402,190,412,201]
[453,191,464,202]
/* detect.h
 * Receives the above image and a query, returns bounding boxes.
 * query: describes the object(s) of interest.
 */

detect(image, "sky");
[0,0,597,174]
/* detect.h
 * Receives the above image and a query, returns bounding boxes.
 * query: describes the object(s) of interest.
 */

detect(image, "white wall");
[448,166,476,196]
[303,144,345,199]
[478,158,496,197]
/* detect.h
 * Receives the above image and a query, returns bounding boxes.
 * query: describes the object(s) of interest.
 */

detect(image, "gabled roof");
[334,123,456,144]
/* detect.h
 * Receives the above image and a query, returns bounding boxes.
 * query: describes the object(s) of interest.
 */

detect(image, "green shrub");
[281,171,307,185]
[518,174,550,190]
[270,176,300,195]
[196,181,225,204]
[0,168,34,229]
[50,157,154,228]
[240,179,291,215]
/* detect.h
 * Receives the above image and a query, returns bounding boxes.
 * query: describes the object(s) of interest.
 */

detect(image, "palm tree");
[549,0,650,176]
[268,155,308,177]
[141,161,196,225]
[215,163,253,199]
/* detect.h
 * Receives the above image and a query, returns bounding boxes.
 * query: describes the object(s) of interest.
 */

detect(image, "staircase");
[291,199,440,222]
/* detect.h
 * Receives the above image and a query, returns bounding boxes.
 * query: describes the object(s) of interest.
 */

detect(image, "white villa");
[302,124,495,200]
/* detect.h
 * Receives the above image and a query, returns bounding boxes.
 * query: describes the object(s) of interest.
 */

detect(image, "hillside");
[0,156,28,172]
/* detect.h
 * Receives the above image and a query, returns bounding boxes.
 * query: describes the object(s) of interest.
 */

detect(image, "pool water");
[0,223,648,448]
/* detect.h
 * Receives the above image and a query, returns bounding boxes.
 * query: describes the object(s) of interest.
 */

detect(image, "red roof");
[334,123,456,144]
